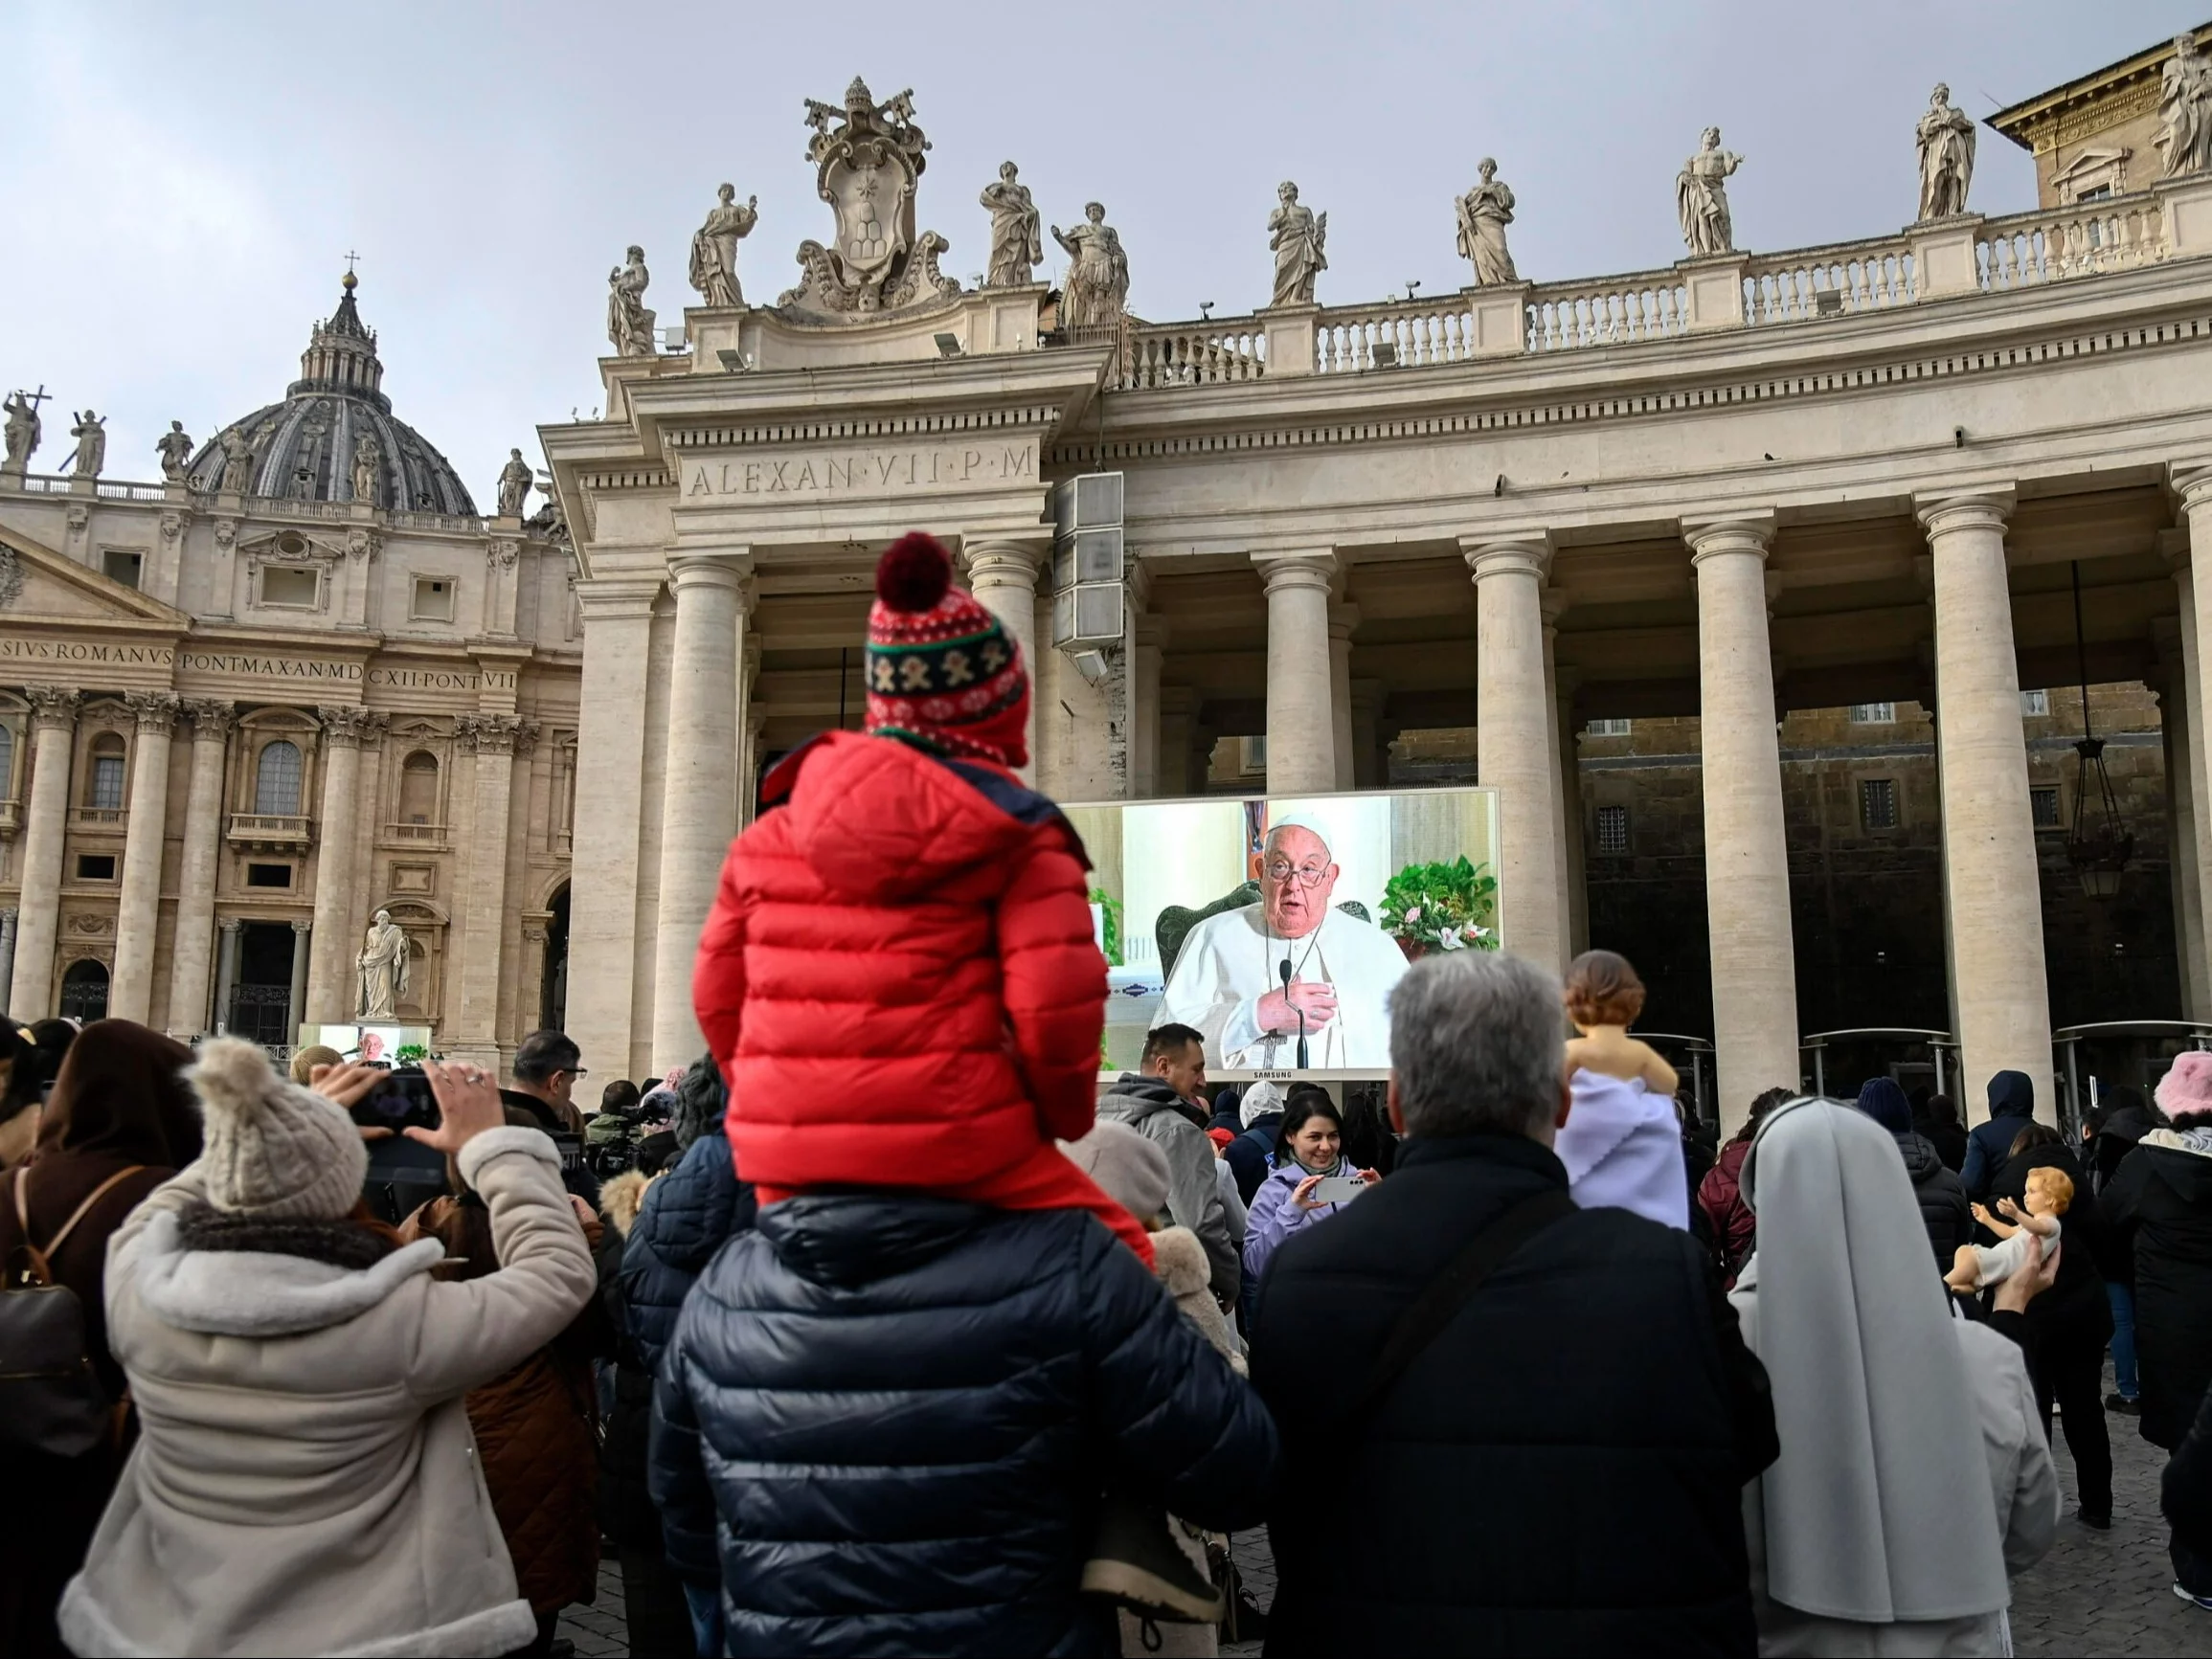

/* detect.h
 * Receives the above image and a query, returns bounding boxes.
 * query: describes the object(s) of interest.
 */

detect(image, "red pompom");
[875,532,952,613]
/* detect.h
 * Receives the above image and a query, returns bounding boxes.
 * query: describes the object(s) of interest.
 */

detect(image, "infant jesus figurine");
[1945,1166,2072,1295]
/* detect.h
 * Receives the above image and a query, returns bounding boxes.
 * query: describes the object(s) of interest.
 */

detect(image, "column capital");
[960,541,1046,587]
[457,712,526,755]
[1913,486,2016,537]
[124,690,181,736]
[181,697,237,738]
[1252,549,1339,593]
[23,685,81,729]
[667,552,756,596]
[1462,536,1551,583]
[1134,612,1171,651]
[318,705,387,750]
[576,576,665,621]
[1327,602,1360,642]
[217,916,241,935]
[2170,460,2212,511]
[1682,511,1776,563]
[291,919,312,934]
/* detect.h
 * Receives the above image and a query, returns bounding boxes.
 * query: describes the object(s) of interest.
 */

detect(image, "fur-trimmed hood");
[1151,1223,1211,1299]
[599,1169,649,1237]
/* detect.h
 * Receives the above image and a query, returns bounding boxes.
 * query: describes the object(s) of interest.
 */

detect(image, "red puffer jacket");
[1695,1137,1757,1285]
[693,730,1148,1261]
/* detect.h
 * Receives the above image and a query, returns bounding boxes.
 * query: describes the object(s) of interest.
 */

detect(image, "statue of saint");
[355,908,412,1021]
[217,425,255,494]
[155,419,193,482]
[2,392,42,475]
[1051,202,1129,329]
[68,411,106,479]
[1267,181,1328,308]
[981,161,1043,287]
[607,245,657,356]
[351,432,381,505]
[1915,83,1976,220]
[688,185,758,308]
[2161,34,2212,179]
[1456,158,1519,287]
[496,448,532,518]
[1677,126,1744,258]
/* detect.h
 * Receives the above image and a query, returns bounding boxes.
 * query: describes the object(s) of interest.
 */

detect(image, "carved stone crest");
[779,78,962,321]
[0,543,21,611]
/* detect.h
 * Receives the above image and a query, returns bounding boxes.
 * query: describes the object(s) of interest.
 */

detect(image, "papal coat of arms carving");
[779,78,962,320]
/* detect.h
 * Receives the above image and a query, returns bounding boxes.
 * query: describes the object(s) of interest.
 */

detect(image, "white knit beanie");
[188,1037,369,1219]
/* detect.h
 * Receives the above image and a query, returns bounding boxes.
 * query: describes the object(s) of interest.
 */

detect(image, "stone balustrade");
[1525,268,1691,350]
[1119,323,1269,389]
[1742,235,1917,323]
[1976,197,2168,289]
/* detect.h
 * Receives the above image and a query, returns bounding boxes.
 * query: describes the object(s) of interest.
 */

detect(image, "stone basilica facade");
[8,32,2212,1121]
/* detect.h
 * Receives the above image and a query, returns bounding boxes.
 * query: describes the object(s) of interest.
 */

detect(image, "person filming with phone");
[1241,1086,1378,1294]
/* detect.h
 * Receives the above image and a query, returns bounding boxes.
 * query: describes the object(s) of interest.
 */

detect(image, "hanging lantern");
[2062,561,2131,900]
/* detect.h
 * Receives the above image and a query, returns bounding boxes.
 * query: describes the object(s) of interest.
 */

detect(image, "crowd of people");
[3,530,2212,1657]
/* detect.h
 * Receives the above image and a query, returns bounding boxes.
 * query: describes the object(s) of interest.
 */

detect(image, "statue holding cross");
[3,386,47,479]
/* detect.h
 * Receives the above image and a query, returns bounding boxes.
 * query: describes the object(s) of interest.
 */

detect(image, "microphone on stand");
[1280,956,1308,1071]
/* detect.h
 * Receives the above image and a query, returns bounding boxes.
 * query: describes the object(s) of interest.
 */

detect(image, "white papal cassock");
[1154,903,1410,1070]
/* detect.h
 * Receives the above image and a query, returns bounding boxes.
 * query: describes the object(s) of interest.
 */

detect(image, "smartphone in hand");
[1309,1174,1368,1205]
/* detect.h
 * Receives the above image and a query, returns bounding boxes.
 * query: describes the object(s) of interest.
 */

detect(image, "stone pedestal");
[1920,489,2054,1120]
[1465,537,1562,970]
[10,687,79,1017]
[651,555,749,1071]
[108,693,180,1023]
[1261,304,1320,377]
[1467,283,1532,356]
[1687,515,1800,1124]
[166,701,234,1039]
[1680,254,1749,331]
[1910,214,1985,300]
[1254,552,1339,795]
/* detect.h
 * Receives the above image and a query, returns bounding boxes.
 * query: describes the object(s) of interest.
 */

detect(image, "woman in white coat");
[60,1041,597,1658]
[1730,1096,2059,1657]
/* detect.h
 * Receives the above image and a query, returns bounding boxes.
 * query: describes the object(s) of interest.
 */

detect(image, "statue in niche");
[68,411,105,478]
[1052,201,1129,328]
[355,908,413,1021]
[4,391,44,474]
[1677,125,1744,257]
[981,161,1042,286]
[1915,83,1976,220]
[2161,34,2212,179]
[1456,158,1519,286]
[496,447,532,518]
[155,419,193,482]
[607,245,657,355]
[1266,181,1328,307]
[351,432,380,504]
[688,184,758,308]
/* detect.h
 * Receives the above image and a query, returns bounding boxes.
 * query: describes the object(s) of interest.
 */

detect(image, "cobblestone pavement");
[564,1395,2209,1657]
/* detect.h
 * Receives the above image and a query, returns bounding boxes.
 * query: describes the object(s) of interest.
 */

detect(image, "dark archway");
[541,885,570,1032]
[59,959,109,1023]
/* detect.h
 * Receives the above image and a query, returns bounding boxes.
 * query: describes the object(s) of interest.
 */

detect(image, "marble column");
[1350,681,1388,791]
[305,706,382,1026]
[962,542,1046,780]
[11,686,80,1017]
[1687,515,1800,1122]
[1328,604,1358,793]
[0,909,15,1008]
[165,700,235,1038]
[569,580,662,1082]
[287,920,311,1044]
[1920,489,2054,1120]
[1540,591,1573,961]
[1159,685,1198,798]
[108,692,181,1023]
[2173,467,2212,1001]
[456,714,527,1056]
[652,555,750,1071]
[1254,551,1339,795]
[214,918,240,1033]
[1463,538,1563,969]
[1131,614,1166,798]
[1555,666,1590,958]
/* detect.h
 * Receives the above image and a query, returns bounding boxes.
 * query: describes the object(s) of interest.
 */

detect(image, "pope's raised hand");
[1257,977,1339,1037]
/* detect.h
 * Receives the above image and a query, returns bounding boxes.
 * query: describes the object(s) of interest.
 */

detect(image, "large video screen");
[1060,788,1501,1080]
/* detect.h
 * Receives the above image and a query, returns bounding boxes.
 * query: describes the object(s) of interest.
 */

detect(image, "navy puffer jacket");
[649,1192,1279,1657]
[621,1130,756,1375]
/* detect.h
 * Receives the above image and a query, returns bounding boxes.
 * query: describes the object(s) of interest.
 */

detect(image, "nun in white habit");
[1731,1097,2059,1657]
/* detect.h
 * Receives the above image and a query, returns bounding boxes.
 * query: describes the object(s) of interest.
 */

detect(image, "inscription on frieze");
[685,443,1037,501]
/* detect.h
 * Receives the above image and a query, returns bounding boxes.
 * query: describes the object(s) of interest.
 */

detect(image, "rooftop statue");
[217,424,255,494]
[607,246,657,356]
[981,161,1042,287]
[780,78,960,318]
[689,184,758,308]
[4,390,45,477]
[497,448,532,518]
[155,419,193,482]
[1267,181,1327,308]
[1677,126,1744,258]
[1915,83,1976,220]
[1456,158,1518,287]
[1052,201,1129,329]
[351,432,380,505]
[2161,34,2212,179]
[68,410,106,479]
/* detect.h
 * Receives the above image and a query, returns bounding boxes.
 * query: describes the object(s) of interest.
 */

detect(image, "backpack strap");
[11,1164,147,1285]
[1347,1185,1576,1423]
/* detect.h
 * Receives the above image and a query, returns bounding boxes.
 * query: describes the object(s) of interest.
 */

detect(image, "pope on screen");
[1152,817,1409,1069]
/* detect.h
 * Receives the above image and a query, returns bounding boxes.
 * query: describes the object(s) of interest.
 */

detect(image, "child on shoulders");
[1556,950,1690,1229]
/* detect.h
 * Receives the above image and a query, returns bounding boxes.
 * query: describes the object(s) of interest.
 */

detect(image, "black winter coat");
[1897,1131,1972,1268]
[1225,1113,1282,1205]
[650,1193,1279,1657]
[2101,1135,2212,1448]
[2162,1369,2212,1564]
[1962,1103,2036,1199]
[1250,1132,1777,1658]
[1988,1144,2111,1350]
[599,1132,757,1554]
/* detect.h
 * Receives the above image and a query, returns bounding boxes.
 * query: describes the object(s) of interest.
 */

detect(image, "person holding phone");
[1242,1087,1378,1298]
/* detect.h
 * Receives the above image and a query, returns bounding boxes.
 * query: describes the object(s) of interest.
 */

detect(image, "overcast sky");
[2,1,2204,509]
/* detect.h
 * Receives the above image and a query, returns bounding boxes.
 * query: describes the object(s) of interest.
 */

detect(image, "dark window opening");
[2030,787,2062,829]
[246,863,293,888]
[75,854,117,881]
[1595,804,1630,856]
[1861,777,1898,831]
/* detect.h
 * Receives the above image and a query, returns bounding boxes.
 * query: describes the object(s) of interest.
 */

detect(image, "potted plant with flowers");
[1379,857,1501,961]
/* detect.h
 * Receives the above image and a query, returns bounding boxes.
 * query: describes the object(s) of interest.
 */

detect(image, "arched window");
[59,959,109,1022]
[255,740,304,816]
[87,733,125,810]
[397,751,440,826]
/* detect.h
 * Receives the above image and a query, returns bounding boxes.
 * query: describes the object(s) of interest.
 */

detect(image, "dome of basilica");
[185,273,477,515]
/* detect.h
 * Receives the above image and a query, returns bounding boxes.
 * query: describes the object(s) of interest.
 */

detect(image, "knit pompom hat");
[864,531,1029,769]
[188,1037,368,1219]
[2157,1049,2212,1121]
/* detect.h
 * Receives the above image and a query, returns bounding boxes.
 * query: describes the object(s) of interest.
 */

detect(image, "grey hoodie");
[1095,1073,1240,1303]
